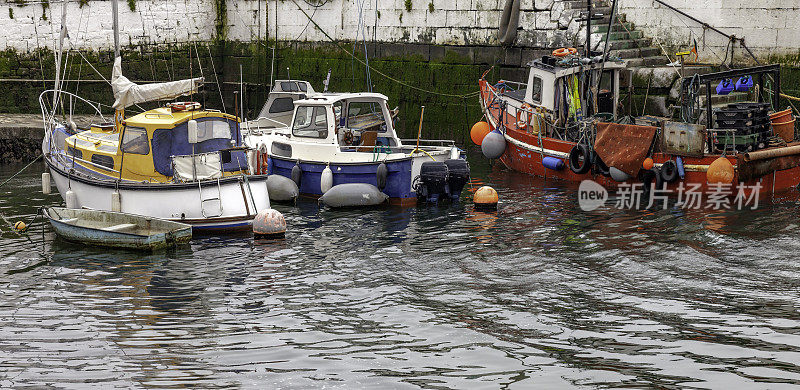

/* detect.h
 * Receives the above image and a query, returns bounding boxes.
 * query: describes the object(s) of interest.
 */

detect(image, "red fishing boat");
[477,55,800,198]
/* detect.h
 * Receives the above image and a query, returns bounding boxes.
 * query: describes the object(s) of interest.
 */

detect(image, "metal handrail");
[652,0,760,65]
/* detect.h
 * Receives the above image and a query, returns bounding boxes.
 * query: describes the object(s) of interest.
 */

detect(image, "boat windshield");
[292,106,328,139]
[346,102,386,132]
[258,95,297,119]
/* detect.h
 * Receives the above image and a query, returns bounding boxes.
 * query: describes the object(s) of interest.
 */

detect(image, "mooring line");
[288,0,480,100]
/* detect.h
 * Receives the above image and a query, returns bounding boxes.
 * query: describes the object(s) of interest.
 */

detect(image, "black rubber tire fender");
[660,160,679,183]
[498,0,521,46]
[593,154,611,177]
[640,167,664,195]
[569,144,592,175]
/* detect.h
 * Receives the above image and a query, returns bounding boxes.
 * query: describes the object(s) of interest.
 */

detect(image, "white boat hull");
[47,161,270,231]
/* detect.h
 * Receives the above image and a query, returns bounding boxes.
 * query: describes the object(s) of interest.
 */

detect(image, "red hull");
[479,80,800,195]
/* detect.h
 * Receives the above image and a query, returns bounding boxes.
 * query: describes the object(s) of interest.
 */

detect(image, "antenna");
[323,68,332,93]
[286,67,290,80]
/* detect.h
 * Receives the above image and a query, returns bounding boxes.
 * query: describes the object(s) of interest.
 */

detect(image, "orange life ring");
[552,47,578,57]
[516,111,527,130]
[167,101,201,112]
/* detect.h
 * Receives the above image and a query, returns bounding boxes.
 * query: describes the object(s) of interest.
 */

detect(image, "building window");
[292,106,328,139]
[121,126,150,155]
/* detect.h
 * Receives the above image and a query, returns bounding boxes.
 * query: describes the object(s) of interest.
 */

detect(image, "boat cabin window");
[292,106,329,139]
[267,97,295,114]
[91,154,115,170]
[280,81,307,92]
[346,102,386,133]
[194,119,232,143]
[281,82,298,92]
[121,126,150,155]
[531,76,542,104]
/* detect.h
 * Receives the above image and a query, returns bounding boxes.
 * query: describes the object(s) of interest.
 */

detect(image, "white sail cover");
[111,57,203,109]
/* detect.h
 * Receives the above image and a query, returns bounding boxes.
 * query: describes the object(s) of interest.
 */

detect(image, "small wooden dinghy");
[43,207,192,250]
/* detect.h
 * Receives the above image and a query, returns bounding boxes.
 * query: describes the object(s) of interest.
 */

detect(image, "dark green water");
[3,153,800,389]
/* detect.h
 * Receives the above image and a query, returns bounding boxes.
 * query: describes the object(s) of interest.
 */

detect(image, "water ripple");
[2,158,800,388]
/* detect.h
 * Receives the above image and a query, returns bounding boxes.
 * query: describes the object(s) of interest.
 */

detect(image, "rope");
[409,148,437,161]
[0,154,43,189]
[288,0,479,99]
[781,93,800,102]
[0,154,44,235]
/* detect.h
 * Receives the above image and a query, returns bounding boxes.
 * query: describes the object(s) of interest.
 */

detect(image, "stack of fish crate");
[711,102,771,153]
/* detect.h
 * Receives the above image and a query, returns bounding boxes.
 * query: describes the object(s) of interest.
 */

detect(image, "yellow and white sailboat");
[42,54,272,231]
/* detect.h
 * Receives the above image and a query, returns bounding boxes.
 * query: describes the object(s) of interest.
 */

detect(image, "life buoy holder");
[516,103,534,130]
[552,47,578,57]
[166,101,201,112]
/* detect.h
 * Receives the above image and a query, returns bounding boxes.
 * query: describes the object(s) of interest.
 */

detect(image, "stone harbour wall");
[617,0,800,64]
[0,0,583,51]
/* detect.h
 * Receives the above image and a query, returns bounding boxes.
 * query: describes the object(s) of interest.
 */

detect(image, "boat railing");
[39,90,107,132]
[144,112,175,119]
[247,116,288,128]
[51,149,121,174]
[496,80,527,91]
[400,139,456,147]
[482,80,582,141]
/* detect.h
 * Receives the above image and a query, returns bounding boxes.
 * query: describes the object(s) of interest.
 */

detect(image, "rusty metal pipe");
[743,145,800,162]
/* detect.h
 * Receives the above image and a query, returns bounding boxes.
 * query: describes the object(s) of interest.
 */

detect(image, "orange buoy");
[13,221,27,232]
[642,157,654,170]
[470,121,492,146]
[473,186,499,210]
[253,209,287,237]
[706,156,735,184]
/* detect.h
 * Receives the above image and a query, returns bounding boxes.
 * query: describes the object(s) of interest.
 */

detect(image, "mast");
[112,0,123,129]
[585,0,591,56]
[112,0,120,58]
[53,0,68,109]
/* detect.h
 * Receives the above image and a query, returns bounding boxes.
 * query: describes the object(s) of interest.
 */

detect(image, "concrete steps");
[610,46,659,59]
[564,0,609,10]
[601,38,652,51]
[592,30,643,42]
[593,22,635,34]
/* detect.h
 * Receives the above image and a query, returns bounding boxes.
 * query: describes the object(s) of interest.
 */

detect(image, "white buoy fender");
[320,183,388,208]
[320,165,333,194]
[481,130,506,159]
[41,172,51,194]
[253,209,287,237]
[111,191,121,212]
[65,189,78,209]
[267,175,299,202]
[449,145,460,160]
[609,167,631,182]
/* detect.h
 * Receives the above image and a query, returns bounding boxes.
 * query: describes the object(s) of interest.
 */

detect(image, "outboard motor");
[444,159,470,201]
[416,161,449,203]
